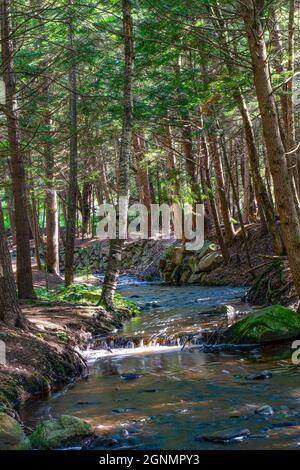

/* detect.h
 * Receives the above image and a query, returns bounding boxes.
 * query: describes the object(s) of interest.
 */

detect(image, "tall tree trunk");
[286,0,299,190]
[81,181,92,239]
[238,94,285,254]
[208,134,235,244]
[0,200,26,328]
[133,134,151,209]
[164,124,180,200]
[243,0,300,297]
[211,3,284,253]
[101,0,134,309]
[64,19,78,287]
[40,74,60,275]
[1,0,34,298]
[200,132,229,262]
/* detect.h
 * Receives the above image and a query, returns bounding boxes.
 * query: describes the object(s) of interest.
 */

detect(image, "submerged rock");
[0,413,31,450]
[255,405,274,416]
[30,415,94,449]
[245,370,273,381]
[224,305,300,344]
[195,427,250,444]
[120,373,143,380]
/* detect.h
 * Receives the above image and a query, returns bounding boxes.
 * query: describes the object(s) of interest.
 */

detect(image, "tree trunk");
[0,200,26,328]
[81,182,92,239]
[201,132,229,262]
[243,0,300,297]
[133,134,151,209]
[40,73,60,275]
[208,134,235,244]
[238,93,285,255]
[101,0,134,309]
[1,0,34,299]
[64,19,78,287]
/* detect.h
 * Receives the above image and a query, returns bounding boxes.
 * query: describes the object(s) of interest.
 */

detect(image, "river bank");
[0,281,137,449]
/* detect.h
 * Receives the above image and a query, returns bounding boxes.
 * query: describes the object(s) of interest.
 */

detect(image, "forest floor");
[0,287,134,418]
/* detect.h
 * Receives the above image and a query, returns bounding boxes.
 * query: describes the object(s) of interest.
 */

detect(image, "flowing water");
[20,277,300,450]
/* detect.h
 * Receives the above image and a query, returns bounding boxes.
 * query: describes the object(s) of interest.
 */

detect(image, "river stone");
[224,305,300,344]
[30,415,94,450]
[120,373,143,380]
[255,405,274,416]
[170,247,186,265]
[188,273,203,284]
[245,370,273,380]
[180,270,191,284]
[188,255,200,273]
[0,413,31,450]
[198,252,223,272]
[196,240,218,260]
[196,427,250,444]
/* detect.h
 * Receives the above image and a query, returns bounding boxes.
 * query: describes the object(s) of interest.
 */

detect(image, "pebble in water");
[195,427,251,444]
[245,370,273,381]
[255,405,274,416]
[120,373,143,380]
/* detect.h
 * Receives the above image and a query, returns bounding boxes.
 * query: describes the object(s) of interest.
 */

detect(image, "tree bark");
[1,0,34,298]
[64,18,78,286]
[101,0,134,309]
[208,134,235,244]
[0,200,26,328]
[242,0,300,297]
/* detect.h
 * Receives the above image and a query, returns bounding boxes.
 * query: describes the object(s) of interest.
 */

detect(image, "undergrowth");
[35,283,138,313]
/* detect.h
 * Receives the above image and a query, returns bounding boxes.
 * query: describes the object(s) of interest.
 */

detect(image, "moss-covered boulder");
[224,305,300,344]
[0,413,31,450]
[198,252,223,272]
[30,415,94,449]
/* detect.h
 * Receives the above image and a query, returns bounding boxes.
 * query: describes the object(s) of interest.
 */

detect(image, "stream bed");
[20,278,300,450]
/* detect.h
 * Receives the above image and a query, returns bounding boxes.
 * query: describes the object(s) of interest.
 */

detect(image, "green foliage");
[35,283,138,313]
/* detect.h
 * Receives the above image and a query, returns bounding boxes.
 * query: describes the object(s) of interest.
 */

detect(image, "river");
[20,277,300,449]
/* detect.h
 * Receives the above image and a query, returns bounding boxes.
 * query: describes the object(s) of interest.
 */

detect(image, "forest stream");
[19,278,300,450]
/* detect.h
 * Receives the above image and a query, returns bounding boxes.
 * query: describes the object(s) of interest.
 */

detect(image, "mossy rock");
[224,305,300,344]
[169,247,186,265]
[188,273,203,284]
[180,270,191,284]
[187,240,218,259]
[198,252,223,272]
[30,415,94,450]
[0,413,31,450]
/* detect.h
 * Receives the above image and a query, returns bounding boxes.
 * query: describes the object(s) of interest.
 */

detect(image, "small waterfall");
[83,330,205,361]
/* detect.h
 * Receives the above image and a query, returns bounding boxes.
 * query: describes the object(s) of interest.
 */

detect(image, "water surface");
[20,279,300,450]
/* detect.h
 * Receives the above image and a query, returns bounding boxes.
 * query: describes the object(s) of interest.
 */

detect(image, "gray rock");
[255,405,274,416]
[196,427,251,444]
[245,370,273,381]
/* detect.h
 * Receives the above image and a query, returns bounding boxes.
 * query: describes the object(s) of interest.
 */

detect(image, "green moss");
[224,305,300,344]
[0,413,31,450]
[30,415,93,450]
[35,283,138,315]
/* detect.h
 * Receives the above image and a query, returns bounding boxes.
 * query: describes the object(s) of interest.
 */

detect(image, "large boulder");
[196,241,218,260]
[30,415,94,450]
[169,247,186,265]
[0,413,31,450]
[188,273,203,284]
[224,305,300,344]
[198,252,223,272]
[188,255,200,273]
